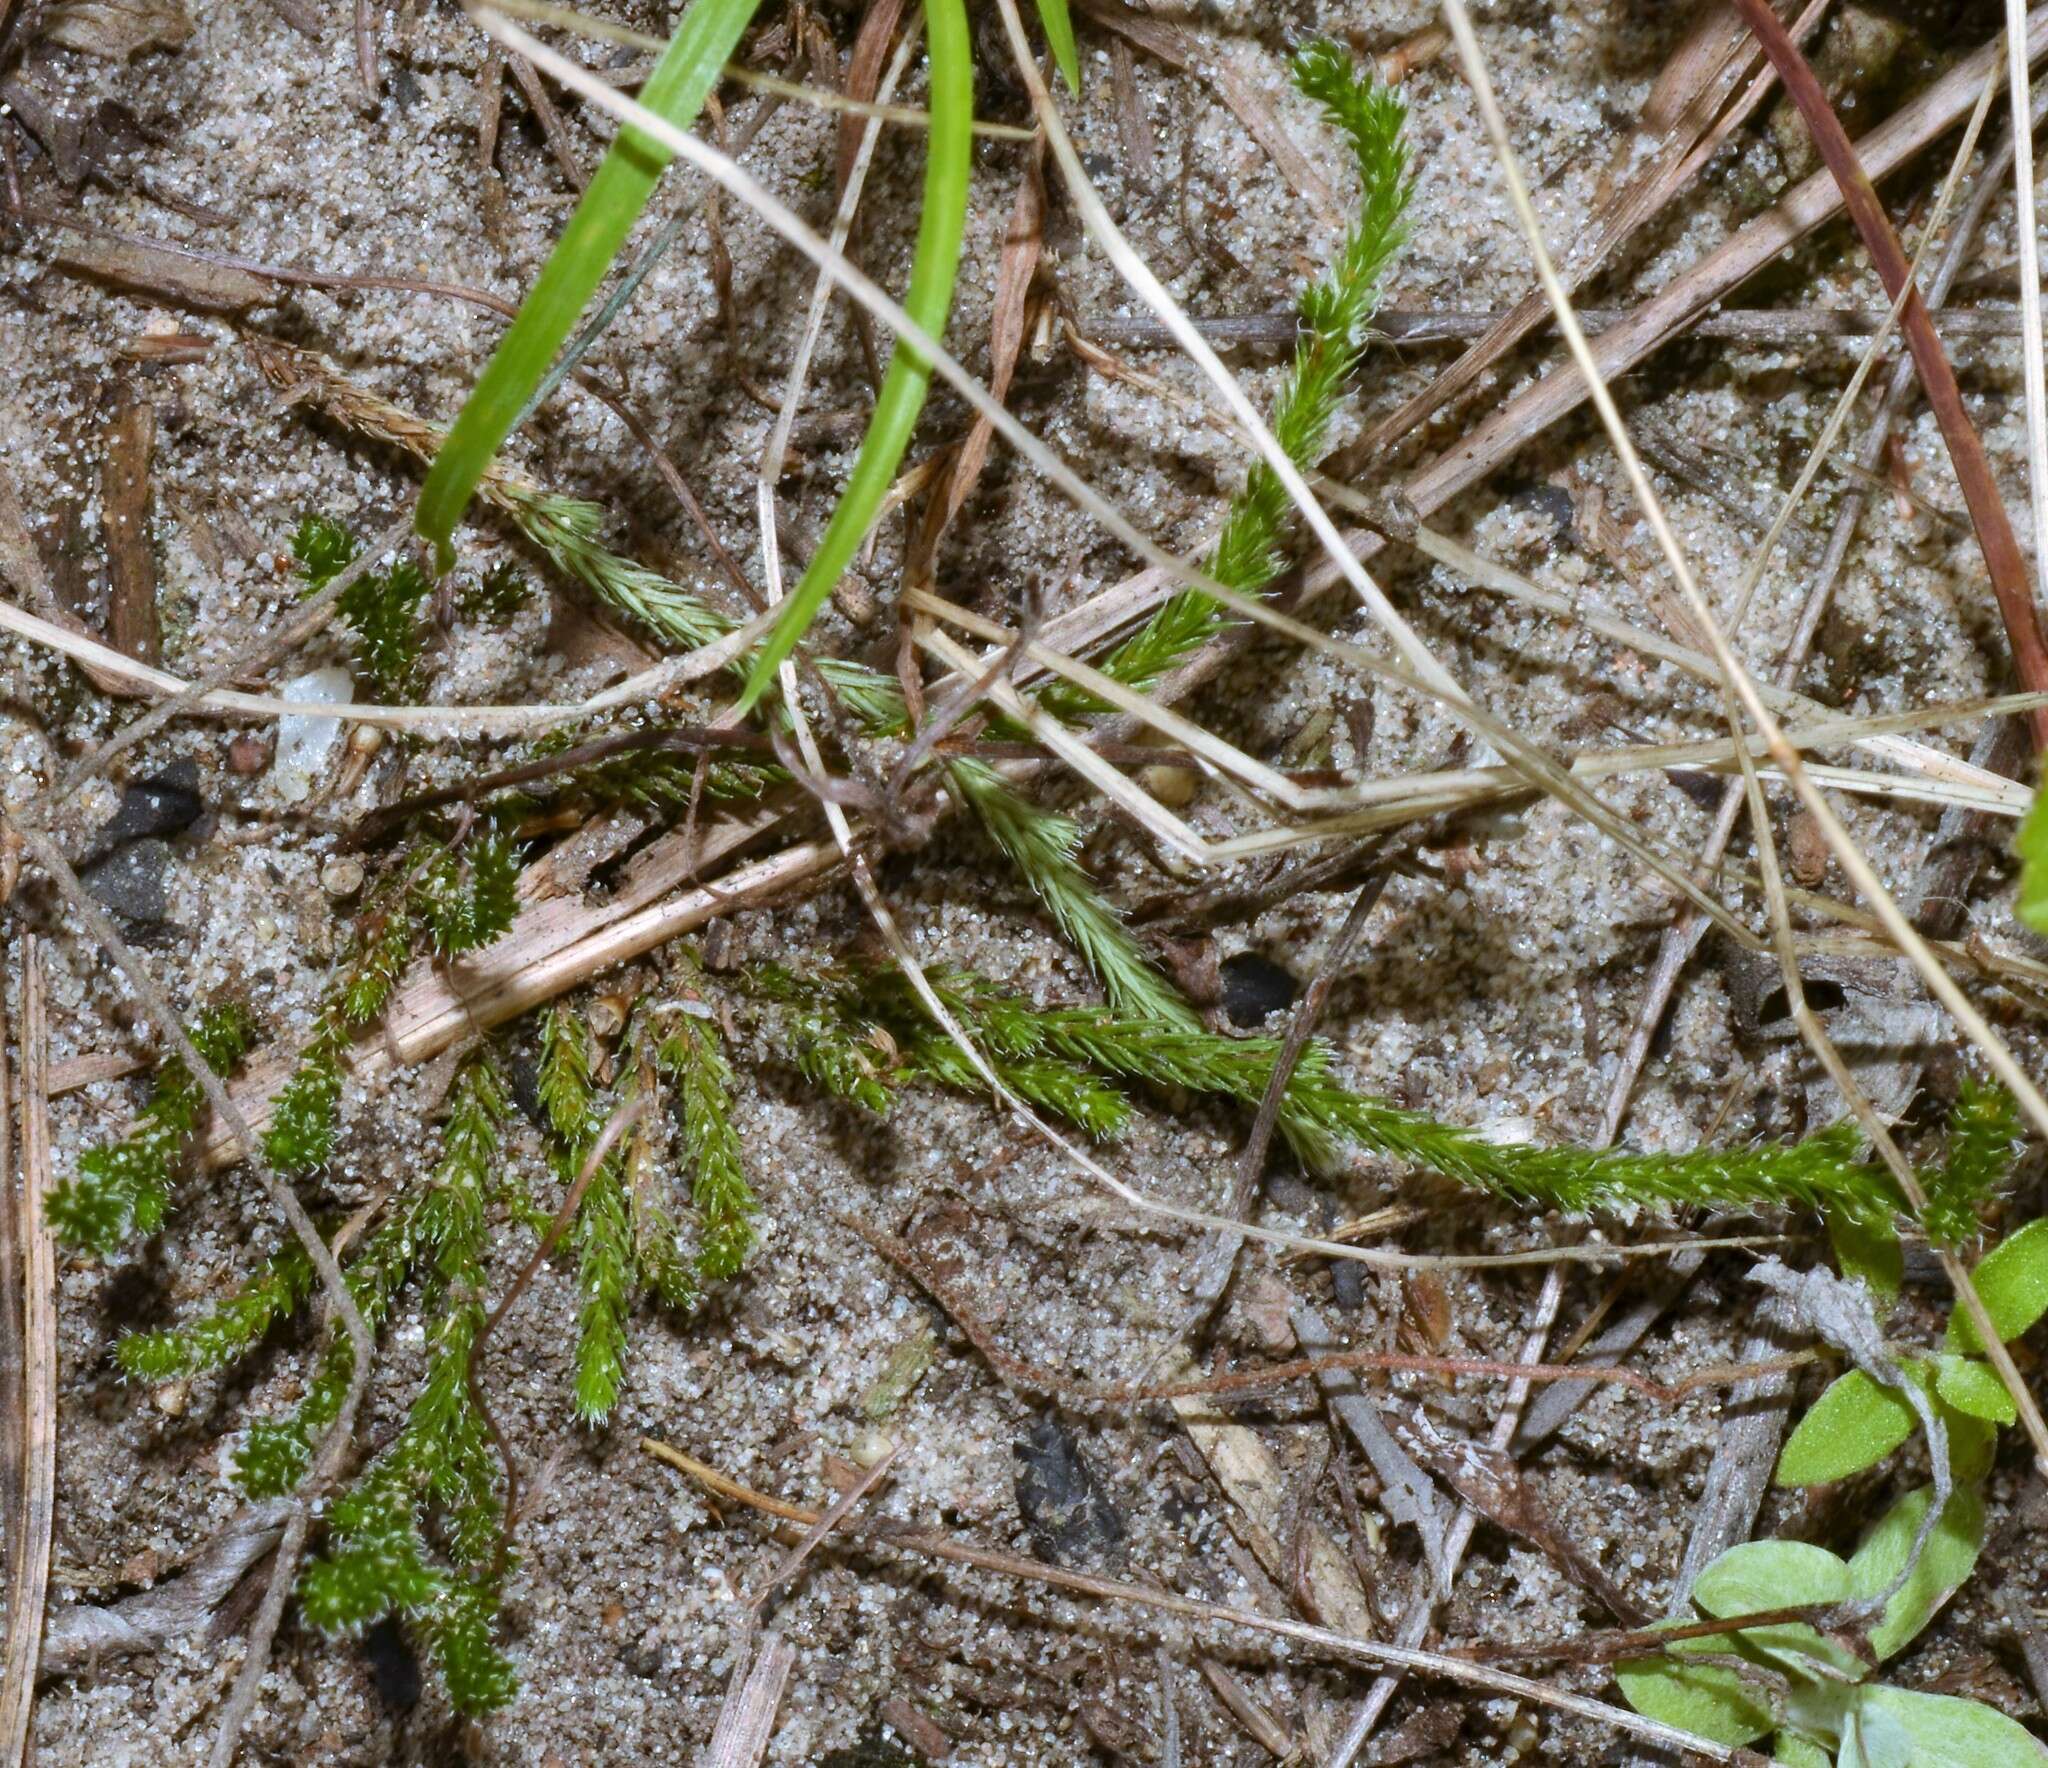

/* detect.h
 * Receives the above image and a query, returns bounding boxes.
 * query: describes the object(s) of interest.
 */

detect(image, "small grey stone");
[81,837,173,924]
[1014,1419,1125,1568]
[88,761,202,860]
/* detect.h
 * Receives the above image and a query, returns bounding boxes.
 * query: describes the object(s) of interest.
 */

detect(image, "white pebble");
[272,667,354,803]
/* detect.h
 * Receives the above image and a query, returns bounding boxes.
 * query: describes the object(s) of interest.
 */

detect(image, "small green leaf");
[1945,1402,1997,1484]
[2017,776,2048,936]
[1947,1218,2048,1353]
[1847,1483,1984,1662]
[1689,1539,1865,1681]
[1032,0,1080,94]
[1775,1733,1833,1768]
[1694,1539,1853,1614]
[1854,1685,2048,1767]
[1936,1351,2016,1425]
[1776,1368,1920,1486]
[1828,1204,1903,1298]
[1614,1631,1775,1749]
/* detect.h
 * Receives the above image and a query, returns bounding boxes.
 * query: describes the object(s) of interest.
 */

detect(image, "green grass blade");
[738,0,974,711]
[416,0,764,565]
[1034,0,1081,95]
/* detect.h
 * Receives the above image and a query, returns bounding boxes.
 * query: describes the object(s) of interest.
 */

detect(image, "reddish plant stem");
[1730,0,2048,751]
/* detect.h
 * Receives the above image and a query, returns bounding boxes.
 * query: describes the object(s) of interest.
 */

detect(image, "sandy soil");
[4,0,2047,1760]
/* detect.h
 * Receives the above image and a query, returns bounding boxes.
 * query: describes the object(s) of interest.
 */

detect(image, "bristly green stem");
[417,0,765,565]
[738,0,974,708]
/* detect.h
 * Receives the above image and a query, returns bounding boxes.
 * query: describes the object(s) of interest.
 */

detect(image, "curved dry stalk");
[0,590,773,734]
[1441,0,2048,1473]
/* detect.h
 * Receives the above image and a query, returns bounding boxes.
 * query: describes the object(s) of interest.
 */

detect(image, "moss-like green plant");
[947,759,1194,1028]
[535,999,760,1421]
[48,1004,256,1254]
[292,515,431,702]
[265,835,524,1173]
[654,1014,756,1281]
[294,1060,518,1713]
[765,963,1899,1220]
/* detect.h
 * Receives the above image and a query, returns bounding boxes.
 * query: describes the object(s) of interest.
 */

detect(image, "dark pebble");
[1219,952,1298,1027]
[1014,1418,1126,1567]
[81,837,173,924]
[88,760,203,860]
[360,1616,421,1711]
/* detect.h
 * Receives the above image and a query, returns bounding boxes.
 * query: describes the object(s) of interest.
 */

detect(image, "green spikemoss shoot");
[1049,41,1411,709]
[948,760,1193,1027]
[292,516,432,701]
[1924,1080,2021,1247]
[655,1015,757,1281]
[823,967,1898,1223]
[49,1004,257,1255]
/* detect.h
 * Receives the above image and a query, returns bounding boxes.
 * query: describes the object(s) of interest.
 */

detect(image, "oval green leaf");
[1947,1218,2048,1354]
[1846,1483,1985,1663]
[1694,1538,1852,1616]
[1776,1368,1919,1486]
[1855,1684,2048,1768]
[1936,1351,2017,1424]
[1615,1640,1775,1750]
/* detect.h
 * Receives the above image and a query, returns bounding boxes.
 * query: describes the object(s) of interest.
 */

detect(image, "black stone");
[1219,952,1298,1027]
[89,761,202,860]
[360,1616,422,1711]
[1014,1418,1125,1567]
[80,837,173,924]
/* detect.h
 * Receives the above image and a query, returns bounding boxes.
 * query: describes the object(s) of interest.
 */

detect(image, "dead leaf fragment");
[56,237,270,313]
[42,0,192,58]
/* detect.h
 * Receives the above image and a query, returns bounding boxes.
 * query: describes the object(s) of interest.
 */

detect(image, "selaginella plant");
[58,23,2048,1734]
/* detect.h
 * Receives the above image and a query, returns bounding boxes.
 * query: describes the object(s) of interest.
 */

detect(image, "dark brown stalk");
[1729,0,2048,751]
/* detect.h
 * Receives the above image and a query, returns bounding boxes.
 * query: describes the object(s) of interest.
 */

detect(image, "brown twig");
[0,942,54,1767]
[354,0,378,99]
[1451,1601,1850,1668]
[1731,0,2048,748]
[101,392,160,667]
